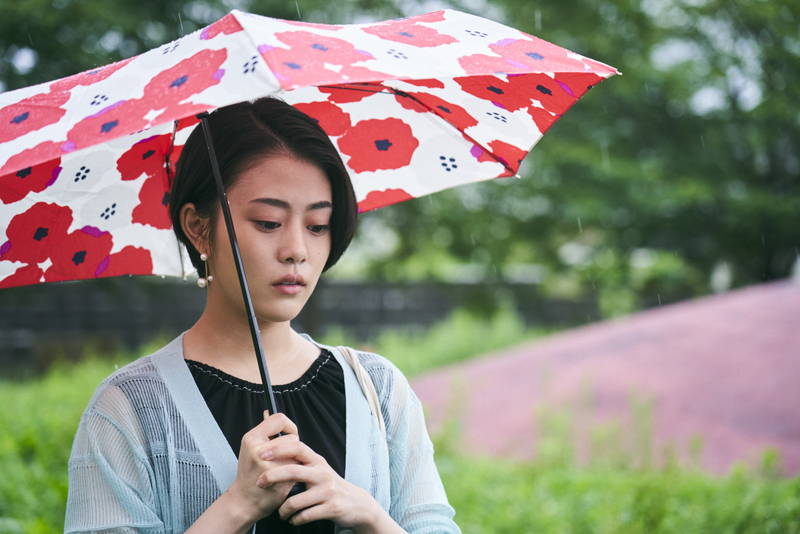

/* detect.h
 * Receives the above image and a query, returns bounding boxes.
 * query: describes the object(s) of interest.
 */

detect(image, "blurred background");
[1,0,799,533]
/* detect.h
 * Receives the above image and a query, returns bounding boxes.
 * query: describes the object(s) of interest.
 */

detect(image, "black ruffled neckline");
[185,348,332,394]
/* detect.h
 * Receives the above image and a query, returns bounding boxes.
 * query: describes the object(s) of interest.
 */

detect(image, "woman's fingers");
[256,463,325,488]
[277,484,330,521]
[258,435,321,465]
[241,412,299,451]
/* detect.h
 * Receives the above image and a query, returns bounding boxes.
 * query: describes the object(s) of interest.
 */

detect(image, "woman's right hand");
[226,410,301,524]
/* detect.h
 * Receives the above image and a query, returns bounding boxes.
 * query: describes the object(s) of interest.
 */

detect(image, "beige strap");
[338,346,386,436]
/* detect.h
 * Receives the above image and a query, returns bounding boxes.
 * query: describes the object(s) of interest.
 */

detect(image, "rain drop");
[534,10,542,31]
[177,12,183,33]
[657,293,662,305]
[700,135,705,147]
[295,0,302,19]
[577,216,583,233]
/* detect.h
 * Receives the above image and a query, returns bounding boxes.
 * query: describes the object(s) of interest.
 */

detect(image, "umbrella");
[0,8,618,415]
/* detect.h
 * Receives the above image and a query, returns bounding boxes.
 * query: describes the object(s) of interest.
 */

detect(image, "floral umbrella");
[0,8,617,414]
[0,8,617,289]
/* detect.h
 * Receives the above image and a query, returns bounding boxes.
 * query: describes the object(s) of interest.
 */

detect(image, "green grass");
[1,309,798,533]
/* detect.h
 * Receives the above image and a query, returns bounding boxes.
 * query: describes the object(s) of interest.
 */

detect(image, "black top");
[186,348,346,533]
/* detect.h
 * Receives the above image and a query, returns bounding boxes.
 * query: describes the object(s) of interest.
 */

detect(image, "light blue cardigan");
[65,333,460,533]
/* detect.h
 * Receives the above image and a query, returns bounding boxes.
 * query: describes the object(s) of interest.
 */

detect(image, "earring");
[197,253,214,288]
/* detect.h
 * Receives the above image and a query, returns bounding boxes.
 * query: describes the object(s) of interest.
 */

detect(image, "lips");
[272,274,306,287]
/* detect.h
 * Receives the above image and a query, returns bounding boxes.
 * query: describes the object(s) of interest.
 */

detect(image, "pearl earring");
[197,253,213,287]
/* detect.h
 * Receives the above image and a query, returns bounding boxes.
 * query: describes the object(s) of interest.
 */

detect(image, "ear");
[180,203,211,256]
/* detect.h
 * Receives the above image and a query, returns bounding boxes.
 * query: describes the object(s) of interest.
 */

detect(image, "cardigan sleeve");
[65,383,166,534]
[366,356,461,534]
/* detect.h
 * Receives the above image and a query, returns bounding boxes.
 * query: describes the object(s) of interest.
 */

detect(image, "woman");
[65,97,460,534]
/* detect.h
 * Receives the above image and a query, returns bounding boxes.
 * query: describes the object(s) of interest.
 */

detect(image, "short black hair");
[169,97,358,276]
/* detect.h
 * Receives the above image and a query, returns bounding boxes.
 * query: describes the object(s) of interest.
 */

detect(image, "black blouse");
[186,348,346,533]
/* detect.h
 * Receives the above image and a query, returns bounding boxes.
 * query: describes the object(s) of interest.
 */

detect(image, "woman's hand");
[255,437,398,532]
[224,411,301,525]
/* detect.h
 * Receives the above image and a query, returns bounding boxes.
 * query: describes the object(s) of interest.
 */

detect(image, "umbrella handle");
[198,113,279,416]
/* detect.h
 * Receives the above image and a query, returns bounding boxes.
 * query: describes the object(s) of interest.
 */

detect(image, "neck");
[184,293,305,374]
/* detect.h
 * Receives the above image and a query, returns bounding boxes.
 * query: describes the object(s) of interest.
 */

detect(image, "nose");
[278,221,307,265]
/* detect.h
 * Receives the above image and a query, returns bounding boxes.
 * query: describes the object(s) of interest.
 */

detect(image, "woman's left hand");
[255,436,399,532]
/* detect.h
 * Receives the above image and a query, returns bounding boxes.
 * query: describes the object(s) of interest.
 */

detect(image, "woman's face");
[206,153,333,324]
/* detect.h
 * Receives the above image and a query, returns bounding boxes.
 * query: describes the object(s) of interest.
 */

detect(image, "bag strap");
[337,346,386,436]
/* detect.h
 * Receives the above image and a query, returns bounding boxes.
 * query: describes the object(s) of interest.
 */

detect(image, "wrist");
[219,487,260,530]
[354,502,402,534]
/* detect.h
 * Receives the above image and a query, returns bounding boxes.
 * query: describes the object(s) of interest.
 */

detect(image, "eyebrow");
[250,198,332,211]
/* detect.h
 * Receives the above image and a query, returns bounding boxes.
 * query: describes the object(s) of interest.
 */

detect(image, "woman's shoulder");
[82,338,179,417]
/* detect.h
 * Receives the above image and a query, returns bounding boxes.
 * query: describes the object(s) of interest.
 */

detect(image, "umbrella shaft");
[198,113,279,416]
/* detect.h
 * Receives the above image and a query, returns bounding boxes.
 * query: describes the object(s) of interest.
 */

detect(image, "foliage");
[319,301,553,376]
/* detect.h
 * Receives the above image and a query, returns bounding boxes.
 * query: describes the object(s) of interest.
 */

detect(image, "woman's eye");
[308,224,330,234]
[256,221,280,231]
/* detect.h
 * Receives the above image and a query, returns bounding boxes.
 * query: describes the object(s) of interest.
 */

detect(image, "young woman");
[65,97,460,534]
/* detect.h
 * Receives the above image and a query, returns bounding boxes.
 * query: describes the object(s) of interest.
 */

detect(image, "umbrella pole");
[198,113,279,417]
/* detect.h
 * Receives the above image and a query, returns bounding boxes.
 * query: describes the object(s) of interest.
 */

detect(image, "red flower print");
[1,202,73,264]
[489,37,585,71]
[116,134,172,181]
[99,246,153,278]
[581,57,618,77]
[487,139,527,174]
[200,13,243,40]
[337,118,419,173]
[142,49,227,107]
[362,20,457,48]
[394,91,478,131]
[406,11,447,23]
[260,46,345,88]
[0,140,63,175]
[44,226,114,282]
[0,156,62,204]
[553,72,604,101]
[459,36,586,75]
[281,20,344,31]
[274,31,373,66]
[458,53,516,75]
[132,175,172,229]
[454,75,531,111]
[338,65,393,83]
[65,98,151,152]
[509,73,576,114]
[357,188,413,213]
[148,101,212,127]
[526,105,558,134]
[49,57,134,92]
[292,101,351,136]
[319,83,383,104]
[402,79,445,89]
[259,32,373,89]
[0,91,69,143]
[0,263,44,288]
[175,114,201,131]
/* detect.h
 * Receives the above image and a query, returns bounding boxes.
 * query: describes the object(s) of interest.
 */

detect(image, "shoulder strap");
[337,346,386,436]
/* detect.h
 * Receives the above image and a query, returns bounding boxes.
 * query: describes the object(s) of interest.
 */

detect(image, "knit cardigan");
[65,333,460,533]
